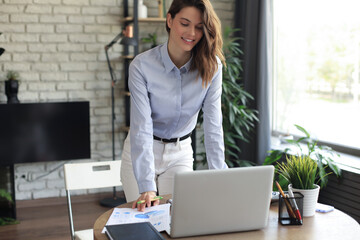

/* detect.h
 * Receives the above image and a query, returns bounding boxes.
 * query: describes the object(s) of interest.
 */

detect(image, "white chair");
[63,160,122,240]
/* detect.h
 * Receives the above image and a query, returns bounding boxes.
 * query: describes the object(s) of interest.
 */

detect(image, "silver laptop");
[166,165,274,238]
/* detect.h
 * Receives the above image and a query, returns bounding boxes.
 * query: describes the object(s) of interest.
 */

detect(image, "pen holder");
[278,192,304,225]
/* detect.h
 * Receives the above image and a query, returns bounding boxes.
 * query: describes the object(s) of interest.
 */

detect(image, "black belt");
[153,132,192,143]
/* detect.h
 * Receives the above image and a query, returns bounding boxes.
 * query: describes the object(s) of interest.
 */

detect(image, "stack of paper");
[102,203,171,233]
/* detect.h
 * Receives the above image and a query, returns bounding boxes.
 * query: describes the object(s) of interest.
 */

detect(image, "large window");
[273,0,360,153]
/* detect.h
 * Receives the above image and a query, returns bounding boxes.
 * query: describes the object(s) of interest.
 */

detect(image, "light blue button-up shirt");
[129,42,227,193]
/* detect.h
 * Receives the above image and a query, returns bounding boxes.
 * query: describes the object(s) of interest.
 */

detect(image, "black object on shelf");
[5,80,20,104]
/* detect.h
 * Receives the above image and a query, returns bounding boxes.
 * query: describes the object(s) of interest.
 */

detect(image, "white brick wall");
[0,0,235,200]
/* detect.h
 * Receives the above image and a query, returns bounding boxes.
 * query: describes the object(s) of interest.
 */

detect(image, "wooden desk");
[94,195,360,240]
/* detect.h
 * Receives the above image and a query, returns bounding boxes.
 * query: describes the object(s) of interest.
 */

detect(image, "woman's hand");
[132,191,159,212]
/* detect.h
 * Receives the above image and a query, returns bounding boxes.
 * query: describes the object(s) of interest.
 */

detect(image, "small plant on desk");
[276,154,329,217]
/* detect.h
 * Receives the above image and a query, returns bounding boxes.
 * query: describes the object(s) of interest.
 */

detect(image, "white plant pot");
[289,184,320,217]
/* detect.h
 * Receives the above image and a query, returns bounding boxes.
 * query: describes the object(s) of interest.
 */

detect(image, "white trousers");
[120,134,194,202]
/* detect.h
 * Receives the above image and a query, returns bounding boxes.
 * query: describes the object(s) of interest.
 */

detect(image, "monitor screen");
[0,101,91,166]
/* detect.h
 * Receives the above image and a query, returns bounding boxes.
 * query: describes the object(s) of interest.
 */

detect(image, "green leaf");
[264,150,283,165]
[0,217,19,226]
[0,189,13,203]
[295,124,311,138]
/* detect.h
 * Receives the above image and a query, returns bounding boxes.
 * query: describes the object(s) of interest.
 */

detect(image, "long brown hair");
[166,0,225,87]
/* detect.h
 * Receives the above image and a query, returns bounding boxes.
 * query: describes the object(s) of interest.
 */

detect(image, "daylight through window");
[272,0,360,151]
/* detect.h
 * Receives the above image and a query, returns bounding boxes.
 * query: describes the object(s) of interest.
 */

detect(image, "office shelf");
[120,126,130,132]
[121,17,166,23]
[120,55,135,60]
[120,90,130,96]
[121,0,166,128]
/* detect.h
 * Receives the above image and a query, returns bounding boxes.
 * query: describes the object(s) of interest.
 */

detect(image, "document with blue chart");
[103,204,170,233]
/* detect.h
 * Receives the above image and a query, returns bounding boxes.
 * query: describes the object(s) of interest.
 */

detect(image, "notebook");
[106,222,165,240]
[166,165,275,238]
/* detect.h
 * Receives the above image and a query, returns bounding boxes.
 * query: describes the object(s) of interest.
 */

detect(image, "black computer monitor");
[0,101,91,166]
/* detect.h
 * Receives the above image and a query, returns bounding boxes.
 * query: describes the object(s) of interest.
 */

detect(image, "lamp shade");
[120,37,137,46]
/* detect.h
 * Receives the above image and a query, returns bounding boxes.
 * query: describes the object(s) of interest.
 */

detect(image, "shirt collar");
[182,55,192,72]
[161,41,192,74]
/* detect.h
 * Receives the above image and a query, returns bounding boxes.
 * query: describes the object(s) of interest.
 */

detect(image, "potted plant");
[0,189,18,226]
[264,124,341,189]
[276,154,330,217]
[5,70,20,104]
[141,33,158,49]
[0,33,17,226]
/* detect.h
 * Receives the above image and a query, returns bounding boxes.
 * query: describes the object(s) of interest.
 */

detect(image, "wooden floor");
[0,192,126,240]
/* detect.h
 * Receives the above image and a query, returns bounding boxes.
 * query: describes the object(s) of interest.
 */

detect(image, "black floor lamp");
[101,26,137,208]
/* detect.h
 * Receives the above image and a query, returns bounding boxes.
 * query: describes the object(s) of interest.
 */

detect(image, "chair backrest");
[63,160,122,240]
[64,160,122,190]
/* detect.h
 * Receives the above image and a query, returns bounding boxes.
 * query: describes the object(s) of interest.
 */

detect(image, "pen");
[136,196,163,204]
[288,187,302,222]
[275,181,297,219]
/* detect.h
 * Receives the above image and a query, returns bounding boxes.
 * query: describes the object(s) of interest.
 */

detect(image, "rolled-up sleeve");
[202,63,228,169]
[128,58,157,193]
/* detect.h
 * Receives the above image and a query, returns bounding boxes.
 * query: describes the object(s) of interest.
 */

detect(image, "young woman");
[120,0,227,211]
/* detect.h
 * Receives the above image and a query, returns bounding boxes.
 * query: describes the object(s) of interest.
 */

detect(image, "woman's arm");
[128,58,158,193]
[202,63,228,169]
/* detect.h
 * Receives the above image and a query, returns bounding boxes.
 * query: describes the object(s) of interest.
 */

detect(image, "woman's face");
[167,6,204,54]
